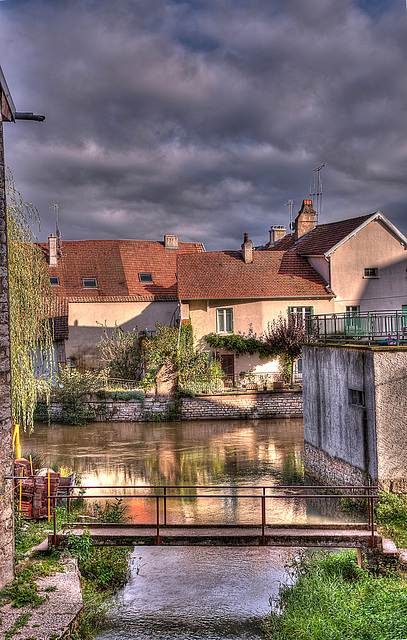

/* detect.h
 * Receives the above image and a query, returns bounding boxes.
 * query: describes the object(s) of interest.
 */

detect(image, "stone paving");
[0,557,82,640]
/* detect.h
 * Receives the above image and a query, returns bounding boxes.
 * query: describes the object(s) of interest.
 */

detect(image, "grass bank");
[263,491,407,640]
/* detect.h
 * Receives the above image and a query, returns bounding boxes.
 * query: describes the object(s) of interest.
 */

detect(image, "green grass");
[376,490,407,547]
[263,491,407,640]
[263,550,407,640]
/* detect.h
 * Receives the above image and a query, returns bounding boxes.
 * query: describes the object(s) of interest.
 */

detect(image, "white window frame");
[216,308,233,334]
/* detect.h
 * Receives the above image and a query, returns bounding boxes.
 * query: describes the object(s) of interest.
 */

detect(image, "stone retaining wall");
[181,390,302,420]
[304,441,369,487]
[47,390,303,422]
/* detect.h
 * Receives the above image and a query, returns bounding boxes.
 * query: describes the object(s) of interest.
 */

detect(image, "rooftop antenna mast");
[285,199,294,232]
[310,163,325,225]
[50,203,62,251]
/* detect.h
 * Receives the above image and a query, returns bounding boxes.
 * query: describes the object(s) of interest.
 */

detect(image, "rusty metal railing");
[25,483,379,549]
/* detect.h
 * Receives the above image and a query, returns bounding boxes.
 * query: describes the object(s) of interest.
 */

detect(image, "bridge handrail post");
[155,495,161,545]
[163,486,167,525]
[261,488,266,546]
[367,487,377,548]
[53,497,57,548]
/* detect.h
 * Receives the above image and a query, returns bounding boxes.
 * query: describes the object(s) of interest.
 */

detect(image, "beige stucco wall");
[329,219,407,312]
[67,300,178,369]
[188,297,335,372]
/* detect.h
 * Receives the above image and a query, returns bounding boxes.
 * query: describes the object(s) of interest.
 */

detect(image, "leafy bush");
[96,389,145,403]
[80,547,130,591]
[51,367,107,425]
[376,490,407,527]
[65,528,130,592]
[92,498,129,523]
[97,323,144,380]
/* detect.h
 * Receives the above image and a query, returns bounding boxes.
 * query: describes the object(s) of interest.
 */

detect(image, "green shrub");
[79,547,130,591]
[92,498,129,523]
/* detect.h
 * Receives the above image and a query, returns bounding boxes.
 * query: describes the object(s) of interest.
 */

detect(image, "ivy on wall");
[205,332,277,359]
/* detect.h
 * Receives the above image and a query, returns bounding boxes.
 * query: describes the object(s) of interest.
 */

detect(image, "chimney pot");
[164,235,179,249]
[48,234,58,267]
[269,225,286,246]
[294,199,316,242]
[241,233,253,264]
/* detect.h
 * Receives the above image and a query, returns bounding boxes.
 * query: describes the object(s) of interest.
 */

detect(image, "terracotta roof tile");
[178,250,331,300]
[40,239,204,301]
[264,214,373,255]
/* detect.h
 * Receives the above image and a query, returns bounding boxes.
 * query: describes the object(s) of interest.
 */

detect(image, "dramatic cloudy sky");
[0,0,406,250]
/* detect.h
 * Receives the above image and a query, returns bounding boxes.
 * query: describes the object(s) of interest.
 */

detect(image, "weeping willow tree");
[6,170,54,432]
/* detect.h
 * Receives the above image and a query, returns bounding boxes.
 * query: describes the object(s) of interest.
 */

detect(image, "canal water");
[21,418,342,639]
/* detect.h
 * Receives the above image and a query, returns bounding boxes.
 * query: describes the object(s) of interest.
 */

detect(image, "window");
[139,273,154,283]
[346,305,360,316]
[50,277,60,286]
[288,306,314,320]
[364,268,378,278]
[83,278,98,289]
[216,308,233,333]
[348,389,365,406]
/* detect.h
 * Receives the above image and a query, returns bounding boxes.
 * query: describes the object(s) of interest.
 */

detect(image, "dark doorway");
[221,354,234,385]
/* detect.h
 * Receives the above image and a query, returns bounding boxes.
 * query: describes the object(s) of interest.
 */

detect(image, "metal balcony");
[306,311,407,345]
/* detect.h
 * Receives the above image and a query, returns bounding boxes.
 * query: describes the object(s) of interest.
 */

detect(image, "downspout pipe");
[15,112,45,122]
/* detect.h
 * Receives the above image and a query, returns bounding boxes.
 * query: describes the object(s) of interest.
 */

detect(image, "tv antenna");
[50,203,62,252]
[285,200,294,232]
[310,163,325,225]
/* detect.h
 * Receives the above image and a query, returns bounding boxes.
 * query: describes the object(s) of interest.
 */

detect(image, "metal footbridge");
[51,484,381,553]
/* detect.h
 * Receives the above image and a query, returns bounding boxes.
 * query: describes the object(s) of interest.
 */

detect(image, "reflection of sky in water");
[22,418,350,524]
[97,546,296,640]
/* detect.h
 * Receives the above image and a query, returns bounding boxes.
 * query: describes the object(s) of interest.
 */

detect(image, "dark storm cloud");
[0,0,407,250]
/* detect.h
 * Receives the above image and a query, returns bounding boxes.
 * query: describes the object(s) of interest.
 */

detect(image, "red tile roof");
[40,239,205,301]
[264,214,373,255]
[177,250,332,300]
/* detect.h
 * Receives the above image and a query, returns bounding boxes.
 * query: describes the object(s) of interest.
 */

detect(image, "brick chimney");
[164,235,179,249]
[294,200,316,242]
[48,234,58,267]
[269,225,286,246]
[241,232,253,264]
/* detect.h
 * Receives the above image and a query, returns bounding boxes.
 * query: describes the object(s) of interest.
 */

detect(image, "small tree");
[97,323,144,380]
[264,314,309,386]
[6,171,54,431]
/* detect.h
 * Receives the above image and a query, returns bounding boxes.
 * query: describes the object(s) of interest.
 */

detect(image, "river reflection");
[23,418,307,525]
[22,417,348,640]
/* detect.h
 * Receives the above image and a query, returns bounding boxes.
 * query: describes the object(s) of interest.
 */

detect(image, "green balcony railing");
[306,311,407,345]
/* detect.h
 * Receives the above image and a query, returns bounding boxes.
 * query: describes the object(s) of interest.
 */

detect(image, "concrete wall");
[0,109,14,588]
[374,351,407,491]
[303,344,407,489]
